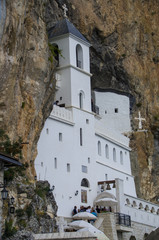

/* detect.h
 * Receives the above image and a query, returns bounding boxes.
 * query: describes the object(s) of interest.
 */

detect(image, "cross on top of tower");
[62,4,68,18]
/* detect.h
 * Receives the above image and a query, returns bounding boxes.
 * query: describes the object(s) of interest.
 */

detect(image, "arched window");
[151,207,155,214]
[139,203,143,210]
[132,201,137,208]
[145,205,150,212]
[129,236,136,240]
[120,151,123,165]
[79,91,84,109]
[125,198,130,206]
[76,44,83,69]
[52,44,59,66]
[143,233,149,240]
[105,144,109,159]
[113,148,116,162]
[81,178,90,188]
[98,141,101,156]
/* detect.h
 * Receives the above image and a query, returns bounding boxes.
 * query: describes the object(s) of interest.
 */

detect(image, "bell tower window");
[76,44,83,69]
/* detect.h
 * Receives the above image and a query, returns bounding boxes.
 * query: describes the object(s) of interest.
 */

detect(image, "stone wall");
[122,221,154,240]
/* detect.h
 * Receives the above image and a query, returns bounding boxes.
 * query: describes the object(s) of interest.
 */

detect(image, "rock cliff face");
[0,0,56,179]
[0,0,159,203]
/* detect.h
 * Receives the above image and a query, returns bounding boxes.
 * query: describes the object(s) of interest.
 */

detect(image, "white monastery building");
[35,17,159,240]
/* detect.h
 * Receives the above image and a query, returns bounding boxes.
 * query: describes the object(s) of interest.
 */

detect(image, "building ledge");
[33,232,96,239]
[116,224,133,232]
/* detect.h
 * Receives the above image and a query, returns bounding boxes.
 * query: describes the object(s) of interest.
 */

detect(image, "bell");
[106,183,111,190]
[113,182,116,188]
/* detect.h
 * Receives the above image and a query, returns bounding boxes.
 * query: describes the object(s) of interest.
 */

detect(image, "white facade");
[94,91,131,133]
[35,19,159,230]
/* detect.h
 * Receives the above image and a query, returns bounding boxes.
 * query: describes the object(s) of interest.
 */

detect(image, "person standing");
[72,206,77,216]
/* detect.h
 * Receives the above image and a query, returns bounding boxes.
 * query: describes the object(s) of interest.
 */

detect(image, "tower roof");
[48,18,89,44]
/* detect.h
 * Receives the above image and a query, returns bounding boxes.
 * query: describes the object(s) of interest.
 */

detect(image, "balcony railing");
[115,212,131,227]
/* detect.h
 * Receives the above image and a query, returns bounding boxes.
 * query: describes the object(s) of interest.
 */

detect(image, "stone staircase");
[95,212,118,240]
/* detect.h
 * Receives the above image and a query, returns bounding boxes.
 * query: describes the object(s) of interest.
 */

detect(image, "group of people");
[72,205,112,216]
[72,205,101,217]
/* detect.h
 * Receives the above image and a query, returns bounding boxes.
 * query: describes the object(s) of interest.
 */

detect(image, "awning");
[73,212,97,220]
[0,153,23,167]
[95,197,118,206]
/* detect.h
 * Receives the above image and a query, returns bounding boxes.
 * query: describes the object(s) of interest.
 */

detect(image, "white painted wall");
[35,107,98,217]
[70,68,91,111]
[35,105,137,217]
[94,91,131,133]
[55,68,71,107]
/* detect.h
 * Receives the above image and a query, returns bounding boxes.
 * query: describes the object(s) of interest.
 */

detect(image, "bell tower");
[48,17,92,112]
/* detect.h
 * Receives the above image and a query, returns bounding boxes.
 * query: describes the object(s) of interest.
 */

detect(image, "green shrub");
[35,185,50,199]
[4,168,15,182]
[25,204,33,219]
[136,102,142,108]
[154,116,158,121]
[0,129,23,159]
[16,209,25,217]
[3,219,17,238]
[21,102,25,108]
[18,219,27,228]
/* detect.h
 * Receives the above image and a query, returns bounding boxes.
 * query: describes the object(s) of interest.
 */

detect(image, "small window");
[54,158,57,169]
[105,110,107,114]
[120,151,123,165]
[46,128,49,134]
[115,108,118,113]
[105,144,109,159]
[105,174,108,180]
[86,119,89,124]
[67,163,70,172]
[59,133,62,141]
[60,96,62,100]
[98,141,101,156]
[126,177,129,181]
[113,148,116,162]
[88,157,90,163]
[41,162,43,167]
[79,91,84,109]
[80,128,83,146]
[82,165,87,173]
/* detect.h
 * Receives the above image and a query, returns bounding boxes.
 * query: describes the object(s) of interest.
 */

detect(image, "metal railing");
[115,212,131,227]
